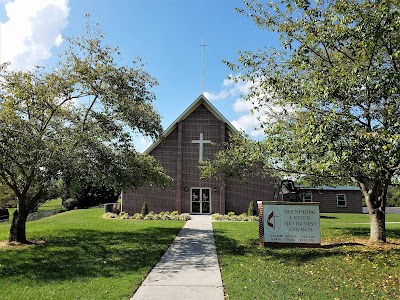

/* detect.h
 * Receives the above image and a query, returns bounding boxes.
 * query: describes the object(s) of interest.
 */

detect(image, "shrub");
[132,213,143,220]
[179,213,191,221]
[144,211,155,220]
[247,201,254,216]
[102,212,118,219]
[119,212,129,219]
[238,213,248,221]
[211,212,258,221]
[63,198,79,211]
[211,213,224,220]
[141,202,149,215]
[105,211,191,221]
[227,212,235,217]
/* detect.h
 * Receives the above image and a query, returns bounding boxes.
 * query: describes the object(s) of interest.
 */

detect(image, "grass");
[214,213,400,300]
[0,208,184,300]
[3,198,65,220]
[38,198,64,211]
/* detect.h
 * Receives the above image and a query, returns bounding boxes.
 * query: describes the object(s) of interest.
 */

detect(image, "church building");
[122,95,363,214]
[122,95,275,215]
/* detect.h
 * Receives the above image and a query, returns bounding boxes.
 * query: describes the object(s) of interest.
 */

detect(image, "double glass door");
[191,188,211,214]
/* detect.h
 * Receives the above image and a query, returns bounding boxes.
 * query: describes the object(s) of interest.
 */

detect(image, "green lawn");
[38,198,64,211]
[214,213,400,300]
[0,208,184,300]
[3,198,65,220]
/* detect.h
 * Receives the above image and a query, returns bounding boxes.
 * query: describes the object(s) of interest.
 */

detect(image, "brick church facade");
[122,95,275,215]
[122,95,363,214]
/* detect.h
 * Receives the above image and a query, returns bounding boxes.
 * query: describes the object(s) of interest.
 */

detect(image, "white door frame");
[190,187,211,214]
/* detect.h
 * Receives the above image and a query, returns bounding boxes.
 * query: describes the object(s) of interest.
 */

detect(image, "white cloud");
[233,98,252,113]
[231,109,266,137]
[0,0,70,70]
[203,90,229,101]
[223,75,250,95]
[207,74,295,138]
[205,74,250,101]
[136,136,153,153]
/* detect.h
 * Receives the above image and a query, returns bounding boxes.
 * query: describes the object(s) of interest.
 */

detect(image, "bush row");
[211,212,258,221]
[103,211,191,221]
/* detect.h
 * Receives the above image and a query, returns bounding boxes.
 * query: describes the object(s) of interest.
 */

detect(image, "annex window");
[302,191,313,202]
[337,194,347,207]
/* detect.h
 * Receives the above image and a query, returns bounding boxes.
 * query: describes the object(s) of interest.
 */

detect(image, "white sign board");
[263,203,320,244]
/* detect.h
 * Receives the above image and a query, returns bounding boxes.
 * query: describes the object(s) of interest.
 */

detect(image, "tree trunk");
[8,208,29,244]
[368,207,386,244]
[8,190,43,244]
[362,184,387,244]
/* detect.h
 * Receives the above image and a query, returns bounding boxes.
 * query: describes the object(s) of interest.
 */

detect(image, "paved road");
[362,207,400,214]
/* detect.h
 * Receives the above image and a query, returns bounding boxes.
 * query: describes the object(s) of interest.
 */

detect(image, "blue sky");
[0,0,278,151]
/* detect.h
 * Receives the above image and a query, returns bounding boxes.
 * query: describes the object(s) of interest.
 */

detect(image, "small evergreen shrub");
[227,212,235,217]
[141,202,149,215]
[247,201,254,216]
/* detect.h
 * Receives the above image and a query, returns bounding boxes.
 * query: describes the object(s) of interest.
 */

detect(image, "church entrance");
[190,188,211,214]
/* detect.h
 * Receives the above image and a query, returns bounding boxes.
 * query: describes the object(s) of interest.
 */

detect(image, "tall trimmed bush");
[141,202,149,215]
[247,201,254,216]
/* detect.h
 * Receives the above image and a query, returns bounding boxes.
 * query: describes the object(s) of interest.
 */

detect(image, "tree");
[0,24,171,243]
[387,186,400,207]
[62,184,119,211]
[203,0,400,244]
[0,183,16,208]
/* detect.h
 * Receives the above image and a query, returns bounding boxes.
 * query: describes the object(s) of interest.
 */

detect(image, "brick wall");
[122,126,179,214]
[257,201,264,245]
[309,190,362,213]
[123,99,360,216]
[123,101,277,215]
[225,177,275,214]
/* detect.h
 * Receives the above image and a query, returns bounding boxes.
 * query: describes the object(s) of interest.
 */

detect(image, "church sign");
[258,201,320,246]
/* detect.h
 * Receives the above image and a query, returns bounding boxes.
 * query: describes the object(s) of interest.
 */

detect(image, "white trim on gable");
[143,94,238,154]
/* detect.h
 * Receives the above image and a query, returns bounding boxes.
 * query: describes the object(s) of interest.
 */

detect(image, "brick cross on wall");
[191,133,211,161]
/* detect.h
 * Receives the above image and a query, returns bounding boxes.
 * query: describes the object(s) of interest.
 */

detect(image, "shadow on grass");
[330,226,400,239]
[320,215,338,219]
[214,227,400,266]
[0,226,181,281]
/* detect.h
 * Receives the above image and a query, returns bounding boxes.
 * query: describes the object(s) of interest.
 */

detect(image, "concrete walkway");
[131,215,224,300]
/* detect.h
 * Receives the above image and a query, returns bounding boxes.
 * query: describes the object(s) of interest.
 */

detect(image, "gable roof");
[144,94,238,154]
[298,185,361,191]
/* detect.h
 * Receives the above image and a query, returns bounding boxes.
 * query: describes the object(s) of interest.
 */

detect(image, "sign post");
[258,201,321,247]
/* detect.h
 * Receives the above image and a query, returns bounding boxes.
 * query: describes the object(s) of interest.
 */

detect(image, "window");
[302,192,313,202]
[337,194,347,207]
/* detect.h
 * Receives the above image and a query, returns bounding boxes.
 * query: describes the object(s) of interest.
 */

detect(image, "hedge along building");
[122,95,276,215]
